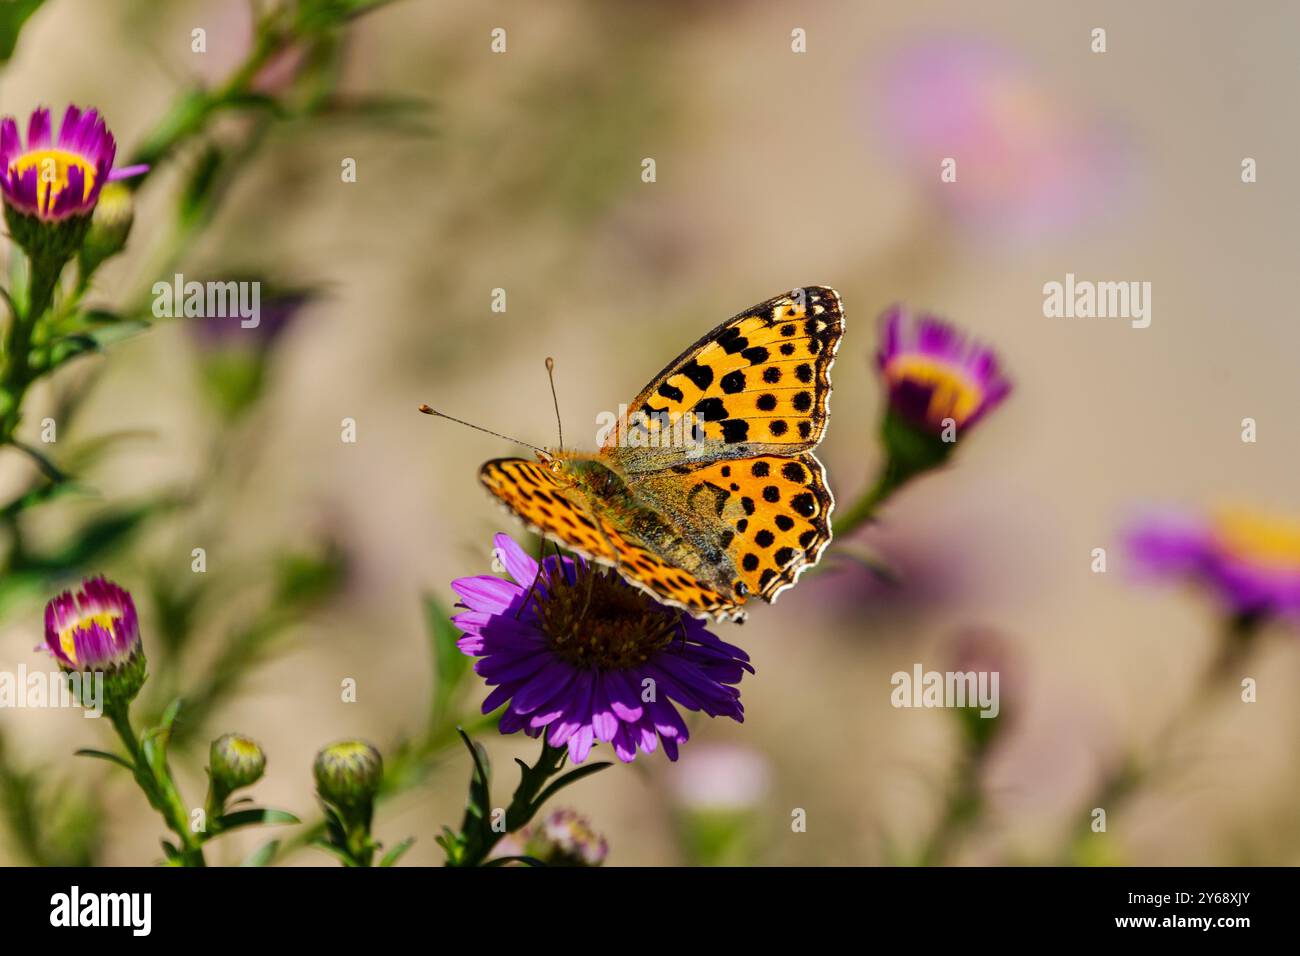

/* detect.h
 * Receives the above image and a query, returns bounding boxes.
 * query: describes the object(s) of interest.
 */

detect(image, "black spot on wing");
[720,419,749,443]
[680,360,713,390]
[657,381,684,403]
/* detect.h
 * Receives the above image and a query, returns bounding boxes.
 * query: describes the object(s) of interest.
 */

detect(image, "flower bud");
[874,306,1011,487]
[77,181,134,276]
[523,809,608,867]
[43,577,146,707]
[313,740,382,810]
[210,733,266,797]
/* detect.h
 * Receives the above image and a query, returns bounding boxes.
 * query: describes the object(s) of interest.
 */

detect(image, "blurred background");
[1,0,1299,866]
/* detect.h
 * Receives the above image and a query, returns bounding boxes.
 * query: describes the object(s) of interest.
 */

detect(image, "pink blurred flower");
[875,34,1129,241]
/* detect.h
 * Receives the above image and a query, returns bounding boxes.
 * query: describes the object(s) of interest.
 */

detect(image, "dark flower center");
[535,561,680,670]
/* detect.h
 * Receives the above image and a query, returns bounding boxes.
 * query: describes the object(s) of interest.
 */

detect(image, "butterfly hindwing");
[478,457,742,618]
[601,286,843,472]
[633,452,833,603]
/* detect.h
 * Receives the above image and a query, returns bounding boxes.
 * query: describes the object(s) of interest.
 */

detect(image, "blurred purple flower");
[877,304,1011,434]
[451,534,752,764]
[1126,507,1300,619]
[875,35,1128,240]
[188,285,313,352]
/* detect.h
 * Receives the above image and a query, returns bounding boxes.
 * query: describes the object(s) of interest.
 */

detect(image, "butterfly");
[474,286,843,621]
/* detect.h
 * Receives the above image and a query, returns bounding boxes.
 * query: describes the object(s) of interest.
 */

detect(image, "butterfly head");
[537,450,625,499]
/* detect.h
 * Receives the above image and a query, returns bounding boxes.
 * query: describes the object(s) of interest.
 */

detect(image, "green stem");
[831,467,904,540]
[455,740,569,868]
[106,702,205,866]
[1,254,66,441]
[1061,611,1266,863]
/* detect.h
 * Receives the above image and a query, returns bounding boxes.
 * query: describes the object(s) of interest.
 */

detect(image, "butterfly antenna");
[545,357,563,449]
[417,404,550,458]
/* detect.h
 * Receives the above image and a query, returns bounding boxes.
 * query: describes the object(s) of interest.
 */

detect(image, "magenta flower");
[1127,507,1300,619]
[451,534,752,764]
[43,576,141,671]
[877,305,1011,435]
[0,106,145,222]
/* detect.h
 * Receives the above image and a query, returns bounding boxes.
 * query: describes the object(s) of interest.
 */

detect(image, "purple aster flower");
[1126,507,1300,619]
[451,534,752,764]
[0,106,145,222]
[43,576,141,672]
[876,305,1011,435]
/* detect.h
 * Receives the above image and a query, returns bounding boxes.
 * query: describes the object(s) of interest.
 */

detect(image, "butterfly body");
[479,287,844,621]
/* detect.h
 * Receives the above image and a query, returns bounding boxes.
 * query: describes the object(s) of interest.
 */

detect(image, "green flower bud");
[210,733,267,797]
[313,740,382,810]
[78,181,134,276]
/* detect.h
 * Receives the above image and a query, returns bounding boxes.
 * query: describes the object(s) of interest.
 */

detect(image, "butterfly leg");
[574,500,623,623]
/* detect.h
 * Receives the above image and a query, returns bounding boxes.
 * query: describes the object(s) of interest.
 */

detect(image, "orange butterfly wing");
[478,457,742,618]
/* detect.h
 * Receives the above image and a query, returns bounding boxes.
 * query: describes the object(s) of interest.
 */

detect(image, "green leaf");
[73,748,134,772]
[216,808,301,831]
[0,0,44,63]
[141,699,183,781]
[241,840,280,867]
[530,762,613,818]
[309,838,357,867]
[179,144,224,227]
[378,836,414,867]
[12,442,67,484]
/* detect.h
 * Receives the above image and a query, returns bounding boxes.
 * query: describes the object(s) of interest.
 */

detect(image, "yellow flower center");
[227,737,261,758]
[886,356,982,426]
[58,610,118,666]
[1213,509,1300,569]
[9,148,98,211]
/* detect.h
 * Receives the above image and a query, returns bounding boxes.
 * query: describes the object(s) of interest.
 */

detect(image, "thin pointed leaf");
[73,748,133,772]
[531,762,613,816]
[379,837,415,867]
[241,840,280,867]
[216,808,300,831]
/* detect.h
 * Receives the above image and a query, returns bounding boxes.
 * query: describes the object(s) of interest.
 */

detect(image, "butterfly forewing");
[601,286,843,469]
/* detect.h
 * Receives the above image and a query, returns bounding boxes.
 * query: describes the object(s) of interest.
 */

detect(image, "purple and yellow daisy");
[0,106,145,222]
[876,305,1011,435]
[451,534,752,764]
[1127,507,1300,619]
[43,576,141,672]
